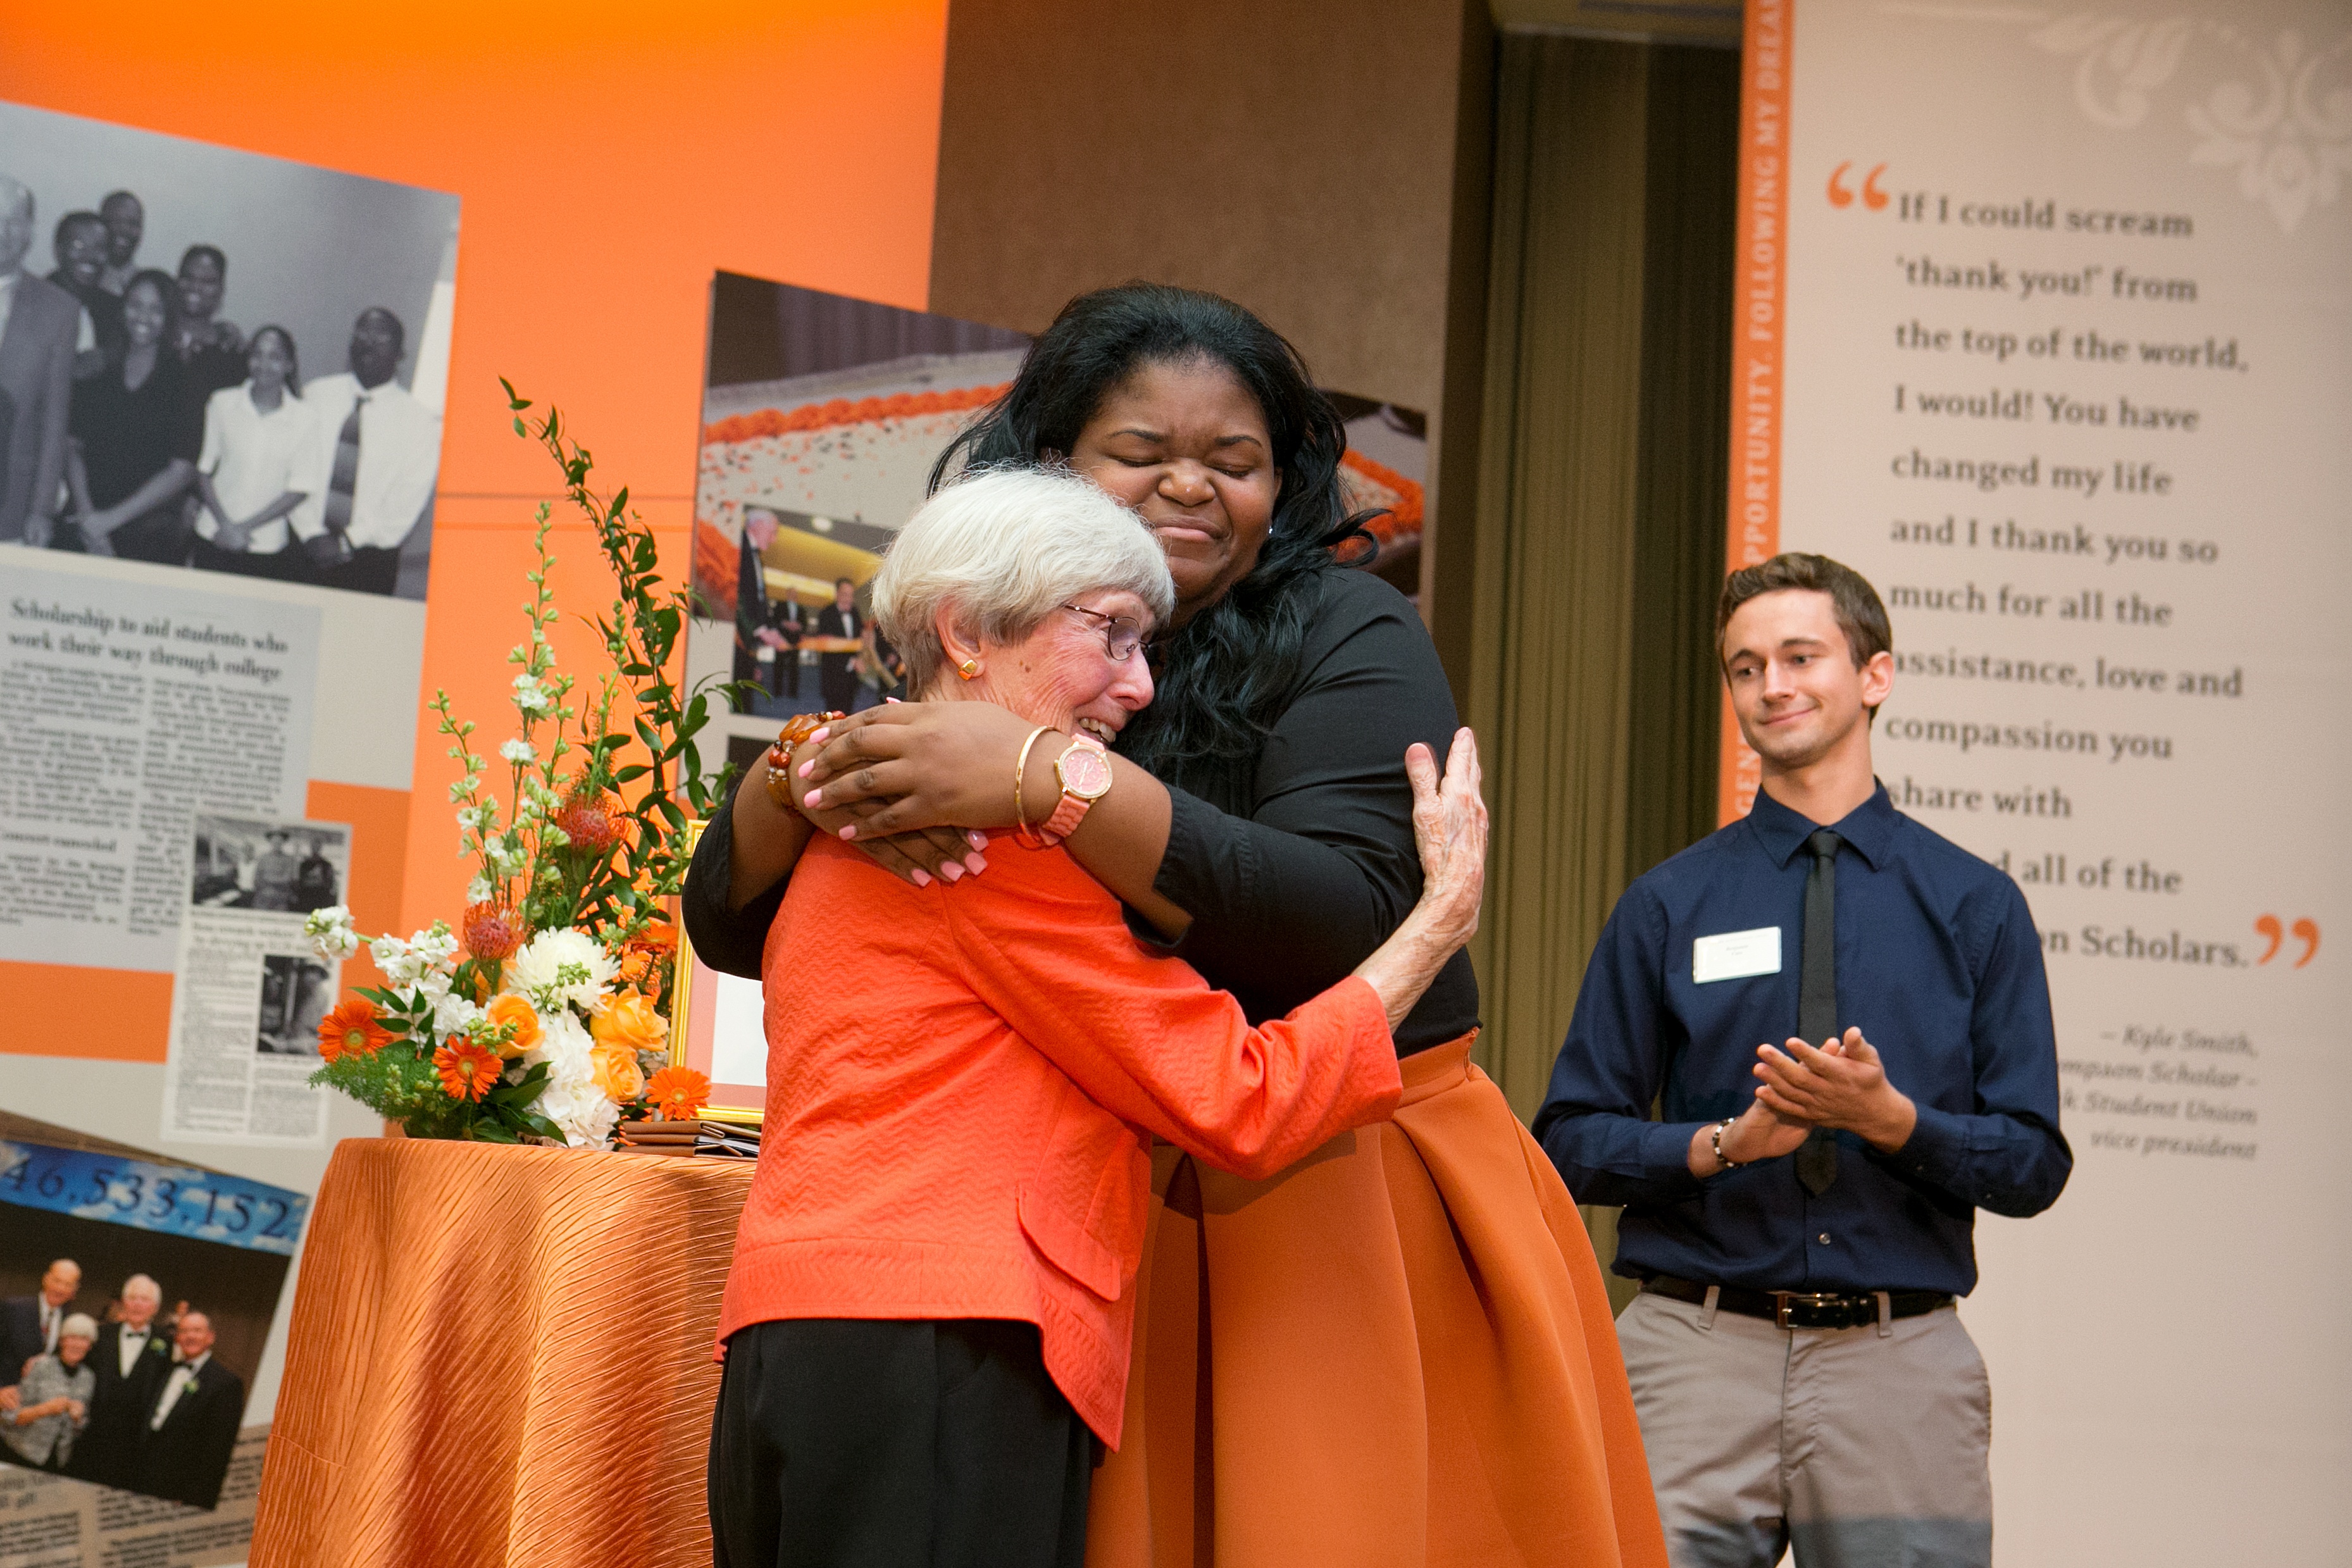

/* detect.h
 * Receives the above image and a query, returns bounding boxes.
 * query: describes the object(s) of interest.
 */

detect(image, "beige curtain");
[1462,32,1738,1304]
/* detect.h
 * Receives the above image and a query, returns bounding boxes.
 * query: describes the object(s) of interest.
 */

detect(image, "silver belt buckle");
[1772,1291,1843,1329]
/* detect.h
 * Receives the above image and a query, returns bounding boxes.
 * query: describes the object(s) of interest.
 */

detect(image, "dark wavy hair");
[929,283,1372,781]
[247,323,302,396]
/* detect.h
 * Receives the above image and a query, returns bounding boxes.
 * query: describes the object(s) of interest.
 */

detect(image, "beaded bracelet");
[762,711,845,812]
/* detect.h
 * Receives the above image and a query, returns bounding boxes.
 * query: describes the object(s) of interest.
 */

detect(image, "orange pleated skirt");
[1084,1035,1669,1568]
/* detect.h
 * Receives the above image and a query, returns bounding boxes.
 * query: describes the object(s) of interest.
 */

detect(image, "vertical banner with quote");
[1726,3,2349,1560]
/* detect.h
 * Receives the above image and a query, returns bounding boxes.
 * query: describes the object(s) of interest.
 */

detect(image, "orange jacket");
[716,835,1404,1444]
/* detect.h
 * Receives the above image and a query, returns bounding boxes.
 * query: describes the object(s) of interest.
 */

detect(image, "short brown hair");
[1716,553,1892,670]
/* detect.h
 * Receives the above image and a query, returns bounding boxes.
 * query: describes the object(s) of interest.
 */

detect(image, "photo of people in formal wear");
[1,1127,302,1511]
[189,816,346,914]
[0,99,458,599]
[685,276,1029,749]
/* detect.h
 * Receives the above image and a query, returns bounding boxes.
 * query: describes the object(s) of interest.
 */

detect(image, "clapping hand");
[1752,1027,1917,1151]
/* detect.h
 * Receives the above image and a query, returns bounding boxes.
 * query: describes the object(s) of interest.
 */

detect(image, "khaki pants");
[1617,1291,1992,1568]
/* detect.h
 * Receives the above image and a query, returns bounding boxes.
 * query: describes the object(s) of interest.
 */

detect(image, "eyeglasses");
[1061,603,1146,663]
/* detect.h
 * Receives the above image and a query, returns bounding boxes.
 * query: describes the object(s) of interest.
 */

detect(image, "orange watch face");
[1058,740,1112,800]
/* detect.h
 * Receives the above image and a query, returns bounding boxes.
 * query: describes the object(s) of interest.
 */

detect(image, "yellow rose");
[588,992,665,1102]
[591,992,667,1055]
[590,1040,645,1103]
[485,993,542,1059]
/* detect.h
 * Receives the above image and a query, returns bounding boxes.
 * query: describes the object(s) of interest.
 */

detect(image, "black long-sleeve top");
[681,566,1479,1056]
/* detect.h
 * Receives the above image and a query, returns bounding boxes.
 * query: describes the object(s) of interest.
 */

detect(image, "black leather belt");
[1641,1274,1953,1331]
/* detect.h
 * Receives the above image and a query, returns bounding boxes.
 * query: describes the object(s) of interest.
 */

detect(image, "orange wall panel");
[0,3,951,947]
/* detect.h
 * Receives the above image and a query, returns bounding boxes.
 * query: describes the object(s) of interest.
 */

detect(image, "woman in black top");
[61,269,202,563]
[683,285,1664,1568]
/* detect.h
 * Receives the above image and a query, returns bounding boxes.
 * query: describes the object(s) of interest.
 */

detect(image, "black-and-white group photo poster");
[1,99,456,599]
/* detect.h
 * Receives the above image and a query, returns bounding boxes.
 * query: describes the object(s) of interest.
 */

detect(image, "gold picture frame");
[666,818,766,1126]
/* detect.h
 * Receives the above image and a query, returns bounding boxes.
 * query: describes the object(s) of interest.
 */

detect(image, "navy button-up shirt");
[1532,781,2070,1296]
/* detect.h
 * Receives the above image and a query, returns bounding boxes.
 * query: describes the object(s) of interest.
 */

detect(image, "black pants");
[709,1319,1092,1568]
[190,537,307,582]
[308,544,401,595]
[817,657,859,716]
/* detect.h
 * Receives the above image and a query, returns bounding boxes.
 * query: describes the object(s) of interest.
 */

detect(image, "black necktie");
[321,394,367,557]
[1796,828,1842,1195]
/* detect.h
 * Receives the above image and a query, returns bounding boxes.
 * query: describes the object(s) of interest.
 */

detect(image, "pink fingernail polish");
[968,831,989,849]
[911,869,932,887]
[810,727,829,743]
[797,761,814,778]
[940,862,964,883]
[966,854,988,874]
[838,826,857,840]
[805,790,823,807]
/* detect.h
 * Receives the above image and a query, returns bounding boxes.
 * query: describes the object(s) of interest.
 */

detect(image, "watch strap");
[1035,733,1109,847]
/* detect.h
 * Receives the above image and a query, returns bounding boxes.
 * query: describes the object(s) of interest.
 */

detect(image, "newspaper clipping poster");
[158,815,348,1147]
[0,567,318,974]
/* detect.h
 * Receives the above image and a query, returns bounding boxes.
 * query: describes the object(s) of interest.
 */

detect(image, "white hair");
[59,1314,97,1341]
[0,176,30,223]
[121,1274,161,1304]
[873,466,1173,695]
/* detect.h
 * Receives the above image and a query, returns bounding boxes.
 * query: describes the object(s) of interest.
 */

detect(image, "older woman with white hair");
[705,466,1489,1568]
[4,1312,96,1471]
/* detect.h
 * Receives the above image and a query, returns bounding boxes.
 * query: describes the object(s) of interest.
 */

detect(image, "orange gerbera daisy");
[434,1037,504,1101]
[643,1066,712,1121]
[318,999,392,1063]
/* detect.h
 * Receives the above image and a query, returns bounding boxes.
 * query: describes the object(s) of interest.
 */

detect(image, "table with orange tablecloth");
[249,1136,752,1568]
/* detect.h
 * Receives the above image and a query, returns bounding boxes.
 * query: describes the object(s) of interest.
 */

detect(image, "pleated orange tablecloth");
[249,1136,752,1567]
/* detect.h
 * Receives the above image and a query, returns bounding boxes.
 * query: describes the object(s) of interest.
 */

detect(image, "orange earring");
[957,658,980,680]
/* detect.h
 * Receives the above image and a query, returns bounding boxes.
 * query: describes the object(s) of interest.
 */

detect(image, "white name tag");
[1693,926,1783,984]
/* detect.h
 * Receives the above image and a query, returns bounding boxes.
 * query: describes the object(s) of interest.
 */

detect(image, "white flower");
[504,926,617,1016]
[370,923,459,988]
[466,875,495,905]
[304,906,360,961]
[511,675,551,713]
[411,922,460,971]
[523,1012,618,1148]
[432,992,485,1040]
[500,738,537,766]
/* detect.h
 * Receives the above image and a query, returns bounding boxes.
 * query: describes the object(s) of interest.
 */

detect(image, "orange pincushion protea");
[644,1066,712,1121]
[318,999,393,1063]
[463,902,525,962]
[434,1036,504,1102]
[552,790,625,856]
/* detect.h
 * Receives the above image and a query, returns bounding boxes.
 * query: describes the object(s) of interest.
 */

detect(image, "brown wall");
[928,0,1487,423]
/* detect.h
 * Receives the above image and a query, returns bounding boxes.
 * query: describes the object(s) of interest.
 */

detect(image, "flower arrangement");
[301,387,736,1146]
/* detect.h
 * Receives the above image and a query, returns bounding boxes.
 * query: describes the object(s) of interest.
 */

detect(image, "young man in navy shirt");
[1535,553,2070,1568]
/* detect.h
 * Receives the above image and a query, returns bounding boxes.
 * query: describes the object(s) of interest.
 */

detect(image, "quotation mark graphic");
[1827,161,1889,211]
[2254,914,2320,968]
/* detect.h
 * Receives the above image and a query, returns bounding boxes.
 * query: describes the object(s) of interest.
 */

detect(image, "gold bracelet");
[1011,726,1055,848]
